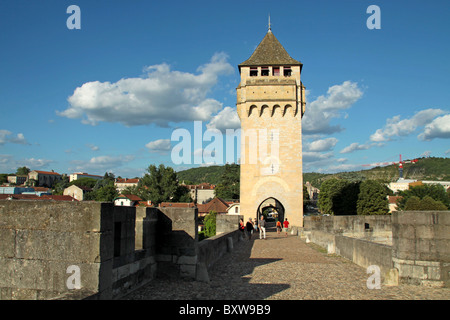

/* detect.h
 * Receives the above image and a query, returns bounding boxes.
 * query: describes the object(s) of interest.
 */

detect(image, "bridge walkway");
[122,226,449,300]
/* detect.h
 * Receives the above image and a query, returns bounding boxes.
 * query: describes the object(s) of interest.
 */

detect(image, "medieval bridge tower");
[236,26,306,228]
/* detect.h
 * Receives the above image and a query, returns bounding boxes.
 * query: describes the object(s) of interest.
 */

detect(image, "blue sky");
[0,0,449,178]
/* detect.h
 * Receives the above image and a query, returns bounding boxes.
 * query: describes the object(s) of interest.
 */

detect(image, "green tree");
[357,180,389,215]
[318,178,353,215]
[404,195,447,211]
[0,174,8,185]
[94,181,118,202]
[52,176,70,195]
[203,210,217,238]
[69,177,98,189]
[214,163,240,200]
[397,184,449,210]
[139,164,179,205]
[16,166,30,175]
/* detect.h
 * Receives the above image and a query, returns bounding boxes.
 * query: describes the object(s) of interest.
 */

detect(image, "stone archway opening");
[256,197,285,231]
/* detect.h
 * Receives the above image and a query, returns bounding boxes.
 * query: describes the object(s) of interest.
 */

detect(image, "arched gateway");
[237,26,306,228]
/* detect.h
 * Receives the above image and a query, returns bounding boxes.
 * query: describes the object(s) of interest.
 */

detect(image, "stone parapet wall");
[392,211,450,287]
[304,212,450,288]
[196,229,243,282]
[0,201,114,300]
[304,215,392,234]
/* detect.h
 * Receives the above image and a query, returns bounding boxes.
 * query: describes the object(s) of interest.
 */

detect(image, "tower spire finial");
[268,14,272,32]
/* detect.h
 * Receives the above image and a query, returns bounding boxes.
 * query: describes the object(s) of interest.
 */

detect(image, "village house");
[113,194,142,207]
[63,185,92,201]
[27,170,62,188]
[69,172,103,182]
[115,178,140,192]
[182,182,216,204]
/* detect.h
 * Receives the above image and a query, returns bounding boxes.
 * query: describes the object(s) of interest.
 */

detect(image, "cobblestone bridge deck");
[122,227,450,300]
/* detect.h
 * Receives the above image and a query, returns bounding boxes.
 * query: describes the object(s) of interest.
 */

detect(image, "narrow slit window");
[250,68,258,76]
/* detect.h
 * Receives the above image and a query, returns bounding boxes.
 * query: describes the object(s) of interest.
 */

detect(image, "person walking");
[283,218,289,237]
[276,219,282,235]
[258,215,266,240]
[239,218,245,239]
[246,218,254,240]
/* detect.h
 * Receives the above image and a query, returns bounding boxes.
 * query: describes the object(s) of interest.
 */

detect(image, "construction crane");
[362,154,418,179]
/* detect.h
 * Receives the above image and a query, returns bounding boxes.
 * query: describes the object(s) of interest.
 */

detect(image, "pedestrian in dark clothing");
[246,218,254,240]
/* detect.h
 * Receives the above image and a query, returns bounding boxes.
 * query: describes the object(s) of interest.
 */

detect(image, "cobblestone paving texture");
[122,227,450,300]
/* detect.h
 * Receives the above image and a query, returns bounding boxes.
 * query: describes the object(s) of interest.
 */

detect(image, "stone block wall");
[196,229,242,282]
[392,211,450,287]
[216,214,242,235]
[0,200,113,300]
[0,200,161,300]
[304,215,392,234]
[154,207,198,279]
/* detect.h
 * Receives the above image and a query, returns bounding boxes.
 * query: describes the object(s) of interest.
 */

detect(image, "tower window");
[273,67,280,76]
[250,68,258,76]
[261,67,269,76]
[284,67,292,76]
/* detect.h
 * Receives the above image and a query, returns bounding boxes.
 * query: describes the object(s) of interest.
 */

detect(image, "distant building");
[305,181,320,200]
[63,185,92,201]
[197,197,234,217]
[226,202,241,215]
[0,194,76,201]
[22,187,52,196]
[114,194,142,207]
[159,202,196,209]
[7,175,28,185]
[182,182,215,204]
[69,172,103,182]
[387,179,418,193]
[388,178,450,193]
[388,196,401,213]
[115,178,140,192]
[28,170,62,188]
[0,186,34,194]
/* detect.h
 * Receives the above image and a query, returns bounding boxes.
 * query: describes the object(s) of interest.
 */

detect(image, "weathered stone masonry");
[0,200,243,300]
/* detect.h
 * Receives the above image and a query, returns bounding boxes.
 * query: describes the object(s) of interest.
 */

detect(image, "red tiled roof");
[0,194,77,201]
[40,195,78,201]
[33,170,61,176]
[0,194,40,200]
[33,187,52,192]
[199,197,230,214]
[115,178,140,184]
[388,196,402,204]
[120,194,142,201]
[135,200,153,207]
[159,202,196,208]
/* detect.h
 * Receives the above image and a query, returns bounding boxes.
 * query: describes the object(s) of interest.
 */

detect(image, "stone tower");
[236,27,306,228]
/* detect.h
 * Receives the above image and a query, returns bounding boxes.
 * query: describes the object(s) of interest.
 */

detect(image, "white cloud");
[302,151,334,163]
[145,139,171,152]
[302,81,363,135]
[339,142,371,154]
[69,155,135,174]
[0,130,29,146]
[418,114,450,141]
[58,52,234,127]
[305,137,338,152]
[206,106,240,131]
[87,144,99,151]
[0,154,53,173]
[370,108,446,142]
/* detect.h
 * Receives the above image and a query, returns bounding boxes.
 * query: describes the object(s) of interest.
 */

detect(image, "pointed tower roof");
[239,30,302,69]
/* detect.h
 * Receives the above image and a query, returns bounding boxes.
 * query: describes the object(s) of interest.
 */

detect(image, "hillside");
[305,157,450,188]
[176,157,450,188]
[176,165,226,185]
